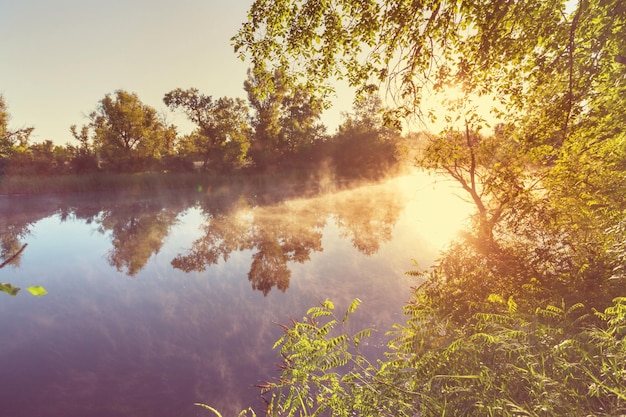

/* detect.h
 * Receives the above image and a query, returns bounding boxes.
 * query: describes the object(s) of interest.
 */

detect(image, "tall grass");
[0,173,246,195]
[0,170,360,196]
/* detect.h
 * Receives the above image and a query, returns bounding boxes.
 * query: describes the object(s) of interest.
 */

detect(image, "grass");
[0,172,212,195]
[0,169,363,197]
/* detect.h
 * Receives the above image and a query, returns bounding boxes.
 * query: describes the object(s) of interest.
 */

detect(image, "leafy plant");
[258,296,626,416]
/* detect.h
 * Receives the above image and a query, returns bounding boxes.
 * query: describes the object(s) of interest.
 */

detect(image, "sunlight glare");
[396,172,473,250]
[416,83,502,135]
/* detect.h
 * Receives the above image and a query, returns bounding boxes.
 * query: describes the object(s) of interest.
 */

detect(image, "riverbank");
[0,172,200,195]
[0,169,386,198]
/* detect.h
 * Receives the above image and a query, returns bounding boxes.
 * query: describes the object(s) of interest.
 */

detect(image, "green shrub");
[259,296,626,416]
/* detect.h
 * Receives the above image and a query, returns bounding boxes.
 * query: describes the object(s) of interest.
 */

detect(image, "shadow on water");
[0,172,471,416]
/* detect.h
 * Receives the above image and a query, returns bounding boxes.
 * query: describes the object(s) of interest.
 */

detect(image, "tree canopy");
[164,88,252,171]
[233,1,626,415]
[234,0,625,130]
[89,90,176,172]
[0,95,33,159]
[244,69,325,169]
[234,0,626,308]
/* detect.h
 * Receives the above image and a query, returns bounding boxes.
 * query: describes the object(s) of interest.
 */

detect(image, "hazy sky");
[1,1,501,147]
[0,0,351,145]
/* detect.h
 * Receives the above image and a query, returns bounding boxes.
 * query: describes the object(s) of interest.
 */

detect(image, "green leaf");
[0,282,20,296]
[343,298,361,323]
[26,286,47,296]
[487,294,505,304]
[507,296,517,314]
[353,329,371,347]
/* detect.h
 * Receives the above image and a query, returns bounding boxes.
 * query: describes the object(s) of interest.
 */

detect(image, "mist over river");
[0,171,470,416]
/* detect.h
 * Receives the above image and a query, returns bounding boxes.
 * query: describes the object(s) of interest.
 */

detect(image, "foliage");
[89,90,176,172]
[233,1,626,415]
[260,299,377,416]
[0,82,400,181]
[164,88,252,171]
[195,402,257,417]
[233,0,626,306]
[234,0,626,264]
[0,95,34,175]
[0,282,47,297]
[244,69,325,170]
[234,0,625,131]
[328,93,402,179]
[68,124,100,174]
[2,140,75,176]
[257,296,626,416]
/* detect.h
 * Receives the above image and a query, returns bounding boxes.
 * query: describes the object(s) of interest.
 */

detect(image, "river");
[0,171,470,416]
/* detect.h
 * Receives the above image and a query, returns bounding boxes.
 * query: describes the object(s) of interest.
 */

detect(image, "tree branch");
[0,244,27,269]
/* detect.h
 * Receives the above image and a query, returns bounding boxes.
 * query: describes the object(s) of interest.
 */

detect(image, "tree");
[235,0,626,304]
[0,95,33,161]
[234,0,624,132]
[164,88,251,171]
[244,69,325,169]
[231,1,626,415]
[331,93,402,178]
[89,90,176,172]
[68,124,99,173]
[23,140,73,175]
[279,83,326,160]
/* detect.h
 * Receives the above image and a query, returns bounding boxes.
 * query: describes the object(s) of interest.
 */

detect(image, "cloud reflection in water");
[0,172,471,416]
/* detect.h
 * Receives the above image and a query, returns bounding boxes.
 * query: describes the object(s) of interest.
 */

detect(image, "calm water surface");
[0,172,470,416]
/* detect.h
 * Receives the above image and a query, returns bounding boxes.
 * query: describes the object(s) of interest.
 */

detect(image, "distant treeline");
[0,71,422,182]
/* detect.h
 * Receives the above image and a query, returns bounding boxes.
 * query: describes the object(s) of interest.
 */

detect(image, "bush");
[260,296,626,417]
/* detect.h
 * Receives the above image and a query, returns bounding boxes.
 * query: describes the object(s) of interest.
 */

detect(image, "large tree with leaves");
[89,90,176,172]
[244,69,325,169]
[229,2,626,415]
[330,93,402,178]
[164,88,251,171]
[234,0,625,128]
[235,0,626,307]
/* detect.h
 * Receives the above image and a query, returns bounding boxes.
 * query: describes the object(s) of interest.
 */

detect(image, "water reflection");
[171,183,405,294]
[98,203,179,276]
[0,177,408,292]
[0,192,193,277]
[0,173,472,416]
[0,201,42,266]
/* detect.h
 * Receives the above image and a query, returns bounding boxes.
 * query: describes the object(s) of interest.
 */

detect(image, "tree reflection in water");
[173,181,406,295]
[97,203,180,276]
[0,177,408,294]
[0,198,57,267]
[172,199,325,295]
[0,223,30,267]
[331,186,404,255]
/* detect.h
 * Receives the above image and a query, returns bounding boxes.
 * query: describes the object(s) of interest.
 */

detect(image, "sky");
[1,1,501,147]
[0,0,353,145]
